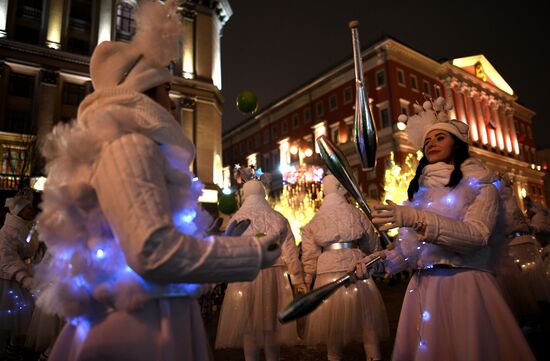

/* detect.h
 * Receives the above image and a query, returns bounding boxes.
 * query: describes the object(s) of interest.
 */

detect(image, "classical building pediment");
[451,55,514,96]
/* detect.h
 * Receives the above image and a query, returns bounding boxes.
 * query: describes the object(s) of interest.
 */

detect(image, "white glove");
[350,251,386,280]
[256,234,281,268]
[372,200,425,232]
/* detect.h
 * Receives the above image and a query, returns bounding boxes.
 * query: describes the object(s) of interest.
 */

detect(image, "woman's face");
[423,129,455,164]
[150,83,176,114]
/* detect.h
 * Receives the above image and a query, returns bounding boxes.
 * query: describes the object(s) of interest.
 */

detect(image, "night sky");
[220,0,550,149]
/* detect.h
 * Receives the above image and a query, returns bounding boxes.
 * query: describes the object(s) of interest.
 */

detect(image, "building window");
[62,82,87,106]
[316,101,324,118]
[271,124,279,139]
[8,73,35,98]
[366,169,377,180]
[368,183,379,200]
[263,128,270,144]
[67,0,94,54]
[399,98,410,117]
[262,153,271,172]
[343,87,353,104]
[116,2,136,41]
[434,85,442,98]
[304,108,311,124]
[330,124,340,144]
[329,94,338,111]
[1,147,27,175]
[397,68,405,86]
[272,149,280,171]
[346,121,355,141]
[410,74,418,91]
[379,107,391,129]
[281,119,288,134]
[13,0,44,43]
[292,114,300,129]
[423,80,431,96]
[376,70,386,88]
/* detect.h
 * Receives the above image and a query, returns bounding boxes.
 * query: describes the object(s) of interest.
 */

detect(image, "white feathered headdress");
[89,0,183,92]
[398,97,469,150]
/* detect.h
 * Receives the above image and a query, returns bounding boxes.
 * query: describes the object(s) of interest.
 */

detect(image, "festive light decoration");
[270,165,324,245]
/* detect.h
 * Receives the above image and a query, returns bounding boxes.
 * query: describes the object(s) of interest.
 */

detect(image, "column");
[471,89,488,145]
[0,0,8,37]
[497,102,512,153]
[505,105,520,155]
[37,69,59,139]
[450,79,467,124]
[461,84,479,142]
[480,92,496,148]
[442,78,458,120]
[46,0,64,48]
[178,96,196,172]
[488,96,504,150]
[181,8,196,79]
[97,0,113,44]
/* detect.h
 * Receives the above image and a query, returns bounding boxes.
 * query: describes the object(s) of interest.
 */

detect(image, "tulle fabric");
[303,271,389,346]
[0,279,34,335]
[24,305,65,352]
[215,266,300,348]
[392,268,536,361]
[49,298,212,361]
[507,238,550,302]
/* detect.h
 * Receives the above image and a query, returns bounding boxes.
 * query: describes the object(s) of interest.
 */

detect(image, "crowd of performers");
[2,1,550,360]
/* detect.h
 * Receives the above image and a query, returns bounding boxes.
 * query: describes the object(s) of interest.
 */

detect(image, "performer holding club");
[354,98,536,360]
[215,171,306,361]
[301,174,389,361]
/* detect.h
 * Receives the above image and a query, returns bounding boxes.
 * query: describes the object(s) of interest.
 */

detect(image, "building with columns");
[0,0,230,193]
[223,36,546,210]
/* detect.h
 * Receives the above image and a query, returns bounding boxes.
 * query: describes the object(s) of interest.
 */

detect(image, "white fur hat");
[322,175,347,196]
[402,97,469,150]
[5,190,33,216]
[89,0,182,93]
[242,180,266,199]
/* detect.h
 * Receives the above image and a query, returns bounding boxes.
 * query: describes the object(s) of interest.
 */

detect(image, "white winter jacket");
[229,194,304,284]
[385,158,504,273]
[37,88,264,318]
[0,213,34,282]
[301,192,379,276]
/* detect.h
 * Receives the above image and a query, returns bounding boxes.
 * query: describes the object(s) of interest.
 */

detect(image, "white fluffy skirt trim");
[303,271,389,346]
[215,266,300,348]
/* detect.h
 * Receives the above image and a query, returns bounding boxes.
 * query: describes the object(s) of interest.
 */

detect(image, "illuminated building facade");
[0,0,230,192]
[223,36,546,209]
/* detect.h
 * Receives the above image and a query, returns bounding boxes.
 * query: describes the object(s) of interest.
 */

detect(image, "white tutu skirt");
[0,278,34,335]
[215,266,300,348]
[24,305,65,352]
[49,298,212,361]
[392,268,536,361]
[507,240,550,302]
[495,254,540,317]
[303,271,389,346]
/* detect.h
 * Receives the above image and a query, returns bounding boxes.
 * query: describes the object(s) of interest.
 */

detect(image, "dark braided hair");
[407,133,470,201]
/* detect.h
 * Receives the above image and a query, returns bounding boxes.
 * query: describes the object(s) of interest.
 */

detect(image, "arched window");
[115,2,136,41]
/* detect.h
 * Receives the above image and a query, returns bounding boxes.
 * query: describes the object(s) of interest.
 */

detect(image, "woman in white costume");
[355,98,536,361]
[0,190,37,359]
[215,177,306,361]
[301,174,389,361]
[36,1,280,360]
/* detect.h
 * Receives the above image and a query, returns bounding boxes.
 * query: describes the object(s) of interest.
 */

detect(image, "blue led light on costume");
[95,249,105,259]
[173,208,198,234]
[418,339,427,350]
[422,310,431,321]
[445,194,455,205]
[192,177,199,182]
[222,188,232,195]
